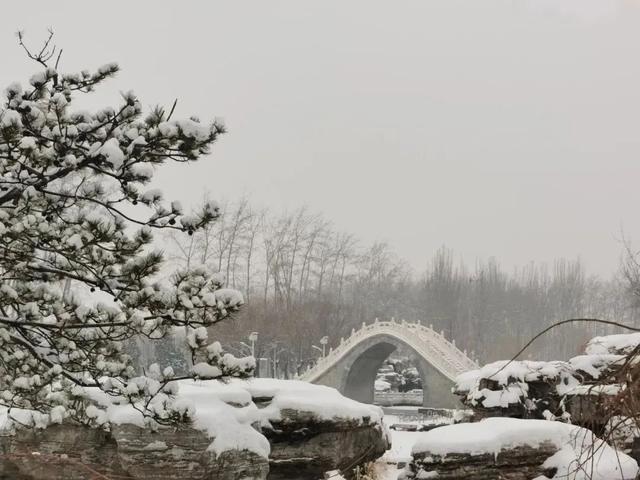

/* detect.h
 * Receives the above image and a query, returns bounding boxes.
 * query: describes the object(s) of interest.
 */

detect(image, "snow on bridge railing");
[298,318,479,383]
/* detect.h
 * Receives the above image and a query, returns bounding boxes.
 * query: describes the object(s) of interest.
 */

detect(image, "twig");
[489,318,640,379]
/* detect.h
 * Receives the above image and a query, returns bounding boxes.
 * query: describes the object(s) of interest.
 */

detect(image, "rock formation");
[262,408,389,479]
[400,417,638,480]
[453,333,632,433]
[0,379,389,480]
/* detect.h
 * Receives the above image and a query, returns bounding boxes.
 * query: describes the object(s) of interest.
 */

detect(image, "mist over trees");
[164,198,640,376]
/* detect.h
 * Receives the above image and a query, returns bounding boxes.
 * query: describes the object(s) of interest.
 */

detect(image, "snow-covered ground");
[370,410,446,480]
[382,417,422,464]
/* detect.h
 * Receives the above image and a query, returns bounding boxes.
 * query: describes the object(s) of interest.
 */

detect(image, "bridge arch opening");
[343,339,427,406]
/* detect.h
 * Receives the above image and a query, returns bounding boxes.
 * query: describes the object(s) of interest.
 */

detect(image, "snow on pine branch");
[0,34,247,428]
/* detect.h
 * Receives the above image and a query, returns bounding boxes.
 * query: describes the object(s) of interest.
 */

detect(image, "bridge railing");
[298,318,478,383]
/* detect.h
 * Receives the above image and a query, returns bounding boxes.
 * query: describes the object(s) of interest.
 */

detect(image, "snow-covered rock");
[0,379,388,479]
[401,417,638,480]
[453,359,575,419]
[241,379,389,479]
[453,334,634,424]
[0,421,268,480]
[111,423,269,480]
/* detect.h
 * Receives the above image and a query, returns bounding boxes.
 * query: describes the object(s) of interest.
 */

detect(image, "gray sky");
[2,0,640,276]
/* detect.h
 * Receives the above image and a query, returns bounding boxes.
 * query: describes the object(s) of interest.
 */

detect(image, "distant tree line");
[161,198,640,375]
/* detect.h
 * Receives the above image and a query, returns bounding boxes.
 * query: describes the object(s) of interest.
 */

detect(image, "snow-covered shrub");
[0,33,250,429]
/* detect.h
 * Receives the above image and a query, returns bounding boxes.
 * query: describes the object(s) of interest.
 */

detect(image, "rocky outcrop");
[262,408,389,479]
[460,375,563,421]
[0,423,131,480]
[243,379,389,479]
[0,379,390,480]
[0,414,386,480]
[400,418,639,480]
[402,443,559,480]
[112,424,269,480]
[453,337,630,433]
[0,422,268,480]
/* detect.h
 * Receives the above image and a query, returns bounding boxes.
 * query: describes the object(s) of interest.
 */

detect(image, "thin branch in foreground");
[489,318,640,379]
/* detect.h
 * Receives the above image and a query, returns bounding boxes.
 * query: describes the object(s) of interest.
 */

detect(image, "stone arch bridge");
[298,319,478,408]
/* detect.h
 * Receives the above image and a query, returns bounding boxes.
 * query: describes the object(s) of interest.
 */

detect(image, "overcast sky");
[2,1,640,277]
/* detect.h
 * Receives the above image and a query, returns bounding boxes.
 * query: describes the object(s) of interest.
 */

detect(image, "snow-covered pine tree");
[0,32,253,429]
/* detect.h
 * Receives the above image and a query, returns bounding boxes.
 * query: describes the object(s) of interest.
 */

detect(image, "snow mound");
[171,381,269,457]
[412,418,638,480]
[237,378,383,425]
